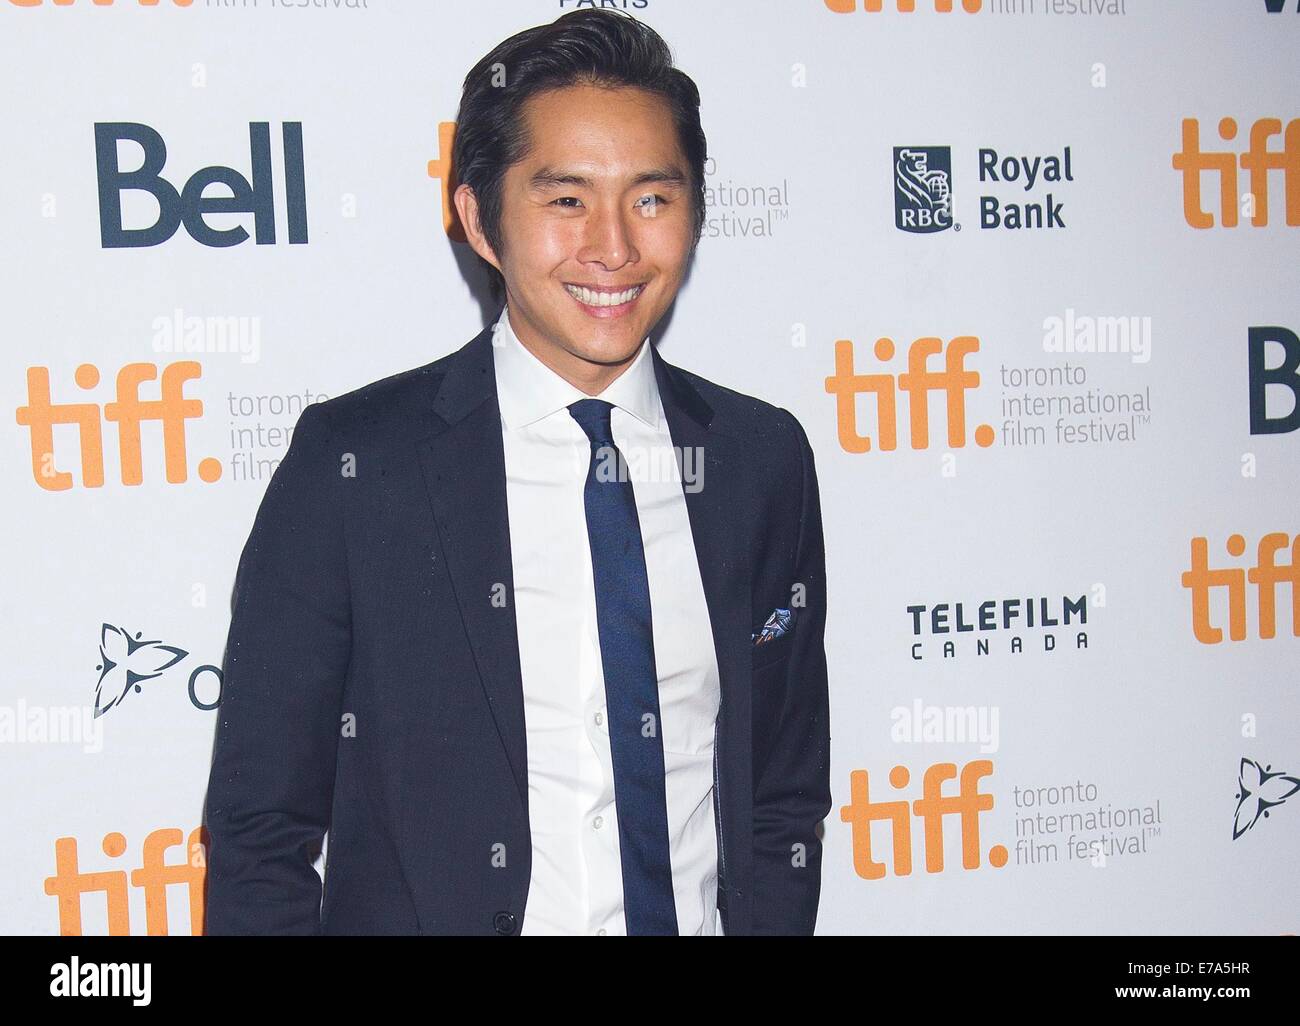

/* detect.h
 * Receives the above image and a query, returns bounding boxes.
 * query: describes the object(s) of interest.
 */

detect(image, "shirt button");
[593,815,604,829]
[597,928,607,936]
[594,711,604,726]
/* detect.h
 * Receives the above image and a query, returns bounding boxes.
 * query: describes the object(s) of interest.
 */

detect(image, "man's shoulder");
[297,329,483,444]
[662,356,809,461]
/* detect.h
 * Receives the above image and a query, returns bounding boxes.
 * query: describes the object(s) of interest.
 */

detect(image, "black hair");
[452,8,708,303]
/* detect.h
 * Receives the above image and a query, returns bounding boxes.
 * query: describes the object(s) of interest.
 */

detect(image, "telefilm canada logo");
[906,590,1093,660]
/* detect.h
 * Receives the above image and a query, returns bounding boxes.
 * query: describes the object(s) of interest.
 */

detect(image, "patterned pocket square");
[752,607,797,647]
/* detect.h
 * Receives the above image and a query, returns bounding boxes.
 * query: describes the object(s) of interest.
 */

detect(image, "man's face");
[459,82,695,391]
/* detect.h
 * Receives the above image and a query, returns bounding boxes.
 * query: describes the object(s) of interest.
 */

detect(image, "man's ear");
[454,183,502,273]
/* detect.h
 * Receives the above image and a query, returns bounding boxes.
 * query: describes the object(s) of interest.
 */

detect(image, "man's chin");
[555,319,647,364]
[565,339,644,367]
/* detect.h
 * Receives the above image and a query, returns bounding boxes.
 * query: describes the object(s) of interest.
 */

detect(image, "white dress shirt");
[492,303,720,936]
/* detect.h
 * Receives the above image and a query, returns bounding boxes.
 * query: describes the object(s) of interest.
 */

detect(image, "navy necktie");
[568,397,678,936]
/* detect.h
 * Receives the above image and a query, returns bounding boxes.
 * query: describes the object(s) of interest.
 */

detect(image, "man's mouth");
[563,282,646,317]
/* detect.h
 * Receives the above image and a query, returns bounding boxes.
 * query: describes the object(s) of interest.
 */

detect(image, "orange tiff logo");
[1172,117,1300,228]
[840,760,1007,880]
[7,0,193,5]
[825,336,994,453]
[1181,532,1300,644]
[43,827,207,936]
[14,362,219,489]
[825,0,982,11]
[427,121,468,243]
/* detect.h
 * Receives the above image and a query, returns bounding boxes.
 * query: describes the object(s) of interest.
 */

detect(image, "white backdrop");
[1,0,1296,935]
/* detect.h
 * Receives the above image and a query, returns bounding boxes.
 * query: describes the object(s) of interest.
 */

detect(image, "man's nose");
[579,202,637,269]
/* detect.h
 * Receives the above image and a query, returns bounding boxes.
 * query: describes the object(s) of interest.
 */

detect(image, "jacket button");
[493,911,517,935]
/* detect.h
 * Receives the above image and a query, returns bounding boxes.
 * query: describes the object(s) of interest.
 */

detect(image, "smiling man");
[460,81,691,394]
[203,8,831,937]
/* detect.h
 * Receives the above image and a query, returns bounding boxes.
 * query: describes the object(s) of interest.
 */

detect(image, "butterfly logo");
[93,623,188,718]
[1232,757,1300,840]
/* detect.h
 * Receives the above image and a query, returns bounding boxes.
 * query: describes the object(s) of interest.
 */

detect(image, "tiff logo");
[825,336,994,453]
[14,0,189,6]
[1181,532,1300,644]
[43,827,206,936]
[427,120,467,242]
[840,760,1007,879]
[14,362,220,489]
[825,0,982,11]
[1171,117,1299,228]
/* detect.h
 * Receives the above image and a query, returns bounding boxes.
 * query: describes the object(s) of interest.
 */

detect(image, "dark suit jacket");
[202,322,832,935]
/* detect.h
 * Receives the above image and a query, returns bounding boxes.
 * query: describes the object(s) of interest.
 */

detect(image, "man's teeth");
[565,284,644,307]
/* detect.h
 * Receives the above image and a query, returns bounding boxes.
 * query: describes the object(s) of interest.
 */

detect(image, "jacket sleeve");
[203,401,352,935]
[750,409,833,935]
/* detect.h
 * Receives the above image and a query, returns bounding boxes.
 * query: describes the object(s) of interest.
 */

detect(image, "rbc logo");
[893,146,953,233]
[94,122,308,248]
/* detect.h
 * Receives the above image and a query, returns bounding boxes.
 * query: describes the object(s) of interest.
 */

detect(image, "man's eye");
[552,196,583,208]
[636,194,668,209]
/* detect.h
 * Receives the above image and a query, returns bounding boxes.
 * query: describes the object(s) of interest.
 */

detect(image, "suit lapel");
[414,326,754,877]
[415,324,531,812]
[650,345,754,928]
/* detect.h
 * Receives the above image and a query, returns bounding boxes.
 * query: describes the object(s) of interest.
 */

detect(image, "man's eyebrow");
[527,166,689,190]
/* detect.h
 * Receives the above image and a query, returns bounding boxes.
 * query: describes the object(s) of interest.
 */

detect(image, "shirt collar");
[492,302,660,432]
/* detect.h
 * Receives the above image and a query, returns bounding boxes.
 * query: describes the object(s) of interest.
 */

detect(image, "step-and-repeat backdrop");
[2,0,1296,935]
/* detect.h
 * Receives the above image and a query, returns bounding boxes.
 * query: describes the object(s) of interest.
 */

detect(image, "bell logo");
[1171,117,1300,228]
[14,362,219,490]
[1248,325,1300,435]
[840,760,1006,880]
[1181,533,1300,644]
[95,121,308,248]
[825,335,994,453]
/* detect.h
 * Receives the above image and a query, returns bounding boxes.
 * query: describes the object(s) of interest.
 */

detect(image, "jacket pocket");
[751,625,795,670]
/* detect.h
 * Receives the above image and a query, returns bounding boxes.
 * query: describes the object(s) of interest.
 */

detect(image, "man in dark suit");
[203,8,830,936]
